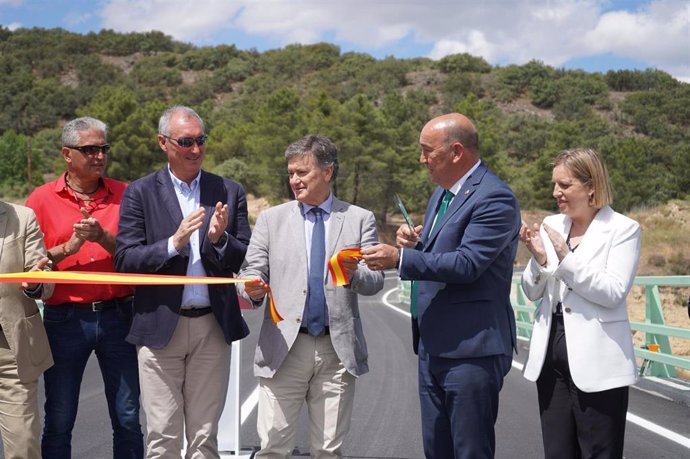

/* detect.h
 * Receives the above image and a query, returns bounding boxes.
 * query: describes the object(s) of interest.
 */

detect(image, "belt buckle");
[91,301,105,312]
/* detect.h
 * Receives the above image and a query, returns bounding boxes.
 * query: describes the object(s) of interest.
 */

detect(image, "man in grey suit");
[238,135,384,458]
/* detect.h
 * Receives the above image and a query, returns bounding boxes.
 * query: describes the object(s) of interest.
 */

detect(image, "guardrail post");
[218,340,253,458]
[645,285,676,377]
[515,284,533,339]
[399,279,411,305]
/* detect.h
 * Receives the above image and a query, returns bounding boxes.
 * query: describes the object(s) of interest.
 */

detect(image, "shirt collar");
[168,167,201,193]
[301,192,334,216]
[448,160,481,196]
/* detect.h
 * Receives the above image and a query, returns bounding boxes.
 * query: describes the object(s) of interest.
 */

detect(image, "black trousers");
[536,313,629,459]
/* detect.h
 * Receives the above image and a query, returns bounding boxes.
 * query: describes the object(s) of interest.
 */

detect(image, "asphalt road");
[6,274,689,458]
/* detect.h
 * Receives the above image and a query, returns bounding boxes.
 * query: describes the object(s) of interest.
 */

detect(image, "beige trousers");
[0,330,42,459]
[255,333,356,459]
[137,314,231,459]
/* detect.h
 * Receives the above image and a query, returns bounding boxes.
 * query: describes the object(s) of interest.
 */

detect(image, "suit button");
[296,318,301,323]
[567,287,573,291]
[564,307,572,313]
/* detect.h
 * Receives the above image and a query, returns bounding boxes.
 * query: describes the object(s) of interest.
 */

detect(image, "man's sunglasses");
[66,144,111,155]
[162,134,208,148]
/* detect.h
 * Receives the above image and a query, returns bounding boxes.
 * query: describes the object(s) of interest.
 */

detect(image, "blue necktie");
[411,190,453,319]
[307,207,326,336]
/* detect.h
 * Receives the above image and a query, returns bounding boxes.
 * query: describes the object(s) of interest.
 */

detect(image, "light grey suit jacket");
[238,197,384,378]
[0,201,54,383]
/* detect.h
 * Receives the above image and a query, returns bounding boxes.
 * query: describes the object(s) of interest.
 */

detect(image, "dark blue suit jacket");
[114,168,251,348]
[400,163,519,359]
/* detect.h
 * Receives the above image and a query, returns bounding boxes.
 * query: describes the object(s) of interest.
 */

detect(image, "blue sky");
[1,0,688,81]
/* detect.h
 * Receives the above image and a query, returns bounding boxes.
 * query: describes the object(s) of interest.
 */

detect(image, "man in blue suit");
[115,105,251,458]
[362,113,520,458]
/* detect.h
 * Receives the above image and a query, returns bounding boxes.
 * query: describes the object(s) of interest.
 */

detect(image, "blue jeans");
[41,299,143,459]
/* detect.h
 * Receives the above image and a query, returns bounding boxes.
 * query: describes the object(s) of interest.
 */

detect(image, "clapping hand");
[173,208,205,251]
[74,208,104,242]
[208,202,229,245]
[542,224,569,262]
[520,221,547,266]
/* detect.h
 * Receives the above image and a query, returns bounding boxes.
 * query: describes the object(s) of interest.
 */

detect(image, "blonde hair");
[553,148,613,208]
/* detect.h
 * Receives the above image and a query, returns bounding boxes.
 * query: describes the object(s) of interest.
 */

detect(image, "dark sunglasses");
[162,134,208,148]
[66,144,111,155]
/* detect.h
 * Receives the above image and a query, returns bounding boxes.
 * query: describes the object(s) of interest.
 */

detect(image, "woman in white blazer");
[520,148,641,459]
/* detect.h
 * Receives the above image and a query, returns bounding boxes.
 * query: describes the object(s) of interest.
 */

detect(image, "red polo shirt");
[26,173,134,304]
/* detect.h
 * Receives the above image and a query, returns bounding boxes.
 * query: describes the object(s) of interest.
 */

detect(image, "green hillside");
[1,27,688,222]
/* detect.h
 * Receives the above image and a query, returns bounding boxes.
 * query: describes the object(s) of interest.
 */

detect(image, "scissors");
[394,193,415,234]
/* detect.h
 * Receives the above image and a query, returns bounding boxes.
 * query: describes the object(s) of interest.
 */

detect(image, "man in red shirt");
[26,117,143,459]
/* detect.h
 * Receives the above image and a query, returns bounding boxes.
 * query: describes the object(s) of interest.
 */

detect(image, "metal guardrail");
[513,275,690,377]
[398,276,690,377]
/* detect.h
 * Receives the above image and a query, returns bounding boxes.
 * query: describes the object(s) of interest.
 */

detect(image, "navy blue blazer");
[114,168,251,348]
[400,163,520,359]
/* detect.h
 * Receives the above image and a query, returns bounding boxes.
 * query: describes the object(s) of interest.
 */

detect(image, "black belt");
[179,307,212,318]
[47,296,133,312]
[298,326,330,336]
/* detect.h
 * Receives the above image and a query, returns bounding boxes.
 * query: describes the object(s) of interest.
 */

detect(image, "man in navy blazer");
[362,113,520,458]
[115,105,251,458]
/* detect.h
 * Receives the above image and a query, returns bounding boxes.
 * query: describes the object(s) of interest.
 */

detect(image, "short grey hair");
[285,135,339,181]
[62,117,107,146]
[158,105,205,136]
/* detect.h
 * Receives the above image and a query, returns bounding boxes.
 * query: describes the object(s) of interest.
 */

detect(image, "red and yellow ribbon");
[0,271,284,323]
[327,248,363,287]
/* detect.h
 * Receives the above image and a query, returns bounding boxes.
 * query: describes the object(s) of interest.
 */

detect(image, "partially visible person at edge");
[237,134,384,459]
[361,113,520,459]
[25,117,143,459]
[0,200,53,459]
[114,105,251,458]
[520,148,641,459]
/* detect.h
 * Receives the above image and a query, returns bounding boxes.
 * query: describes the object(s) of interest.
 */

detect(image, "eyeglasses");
[66,144,111,155]
[162,134,208,148]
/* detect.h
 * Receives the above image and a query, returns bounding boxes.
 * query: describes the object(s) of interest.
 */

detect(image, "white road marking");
[631,385,673,401]
[381,282,411,318]
[627,412,690,449]
[645,376,690,391]
[241,385,259,425]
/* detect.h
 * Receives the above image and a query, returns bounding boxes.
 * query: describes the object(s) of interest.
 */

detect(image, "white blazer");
[521,206,640,392]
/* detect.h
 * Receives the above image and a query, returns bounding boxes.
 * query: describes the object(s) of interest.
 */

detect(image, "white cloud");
[5,22,22,30]
[583,1,689,66]
[97,0,690,80]
[100,0,244,43]
[429,31,496,62]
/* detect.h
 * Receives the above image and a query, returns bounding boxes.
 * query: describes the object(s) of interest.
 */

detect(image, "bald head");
[419,113,480,188]
[423,113,479,156]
